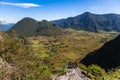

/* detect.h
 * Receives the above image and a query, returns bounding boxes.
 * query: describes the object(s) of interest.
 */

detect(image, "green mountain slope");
[0,30,51,80]
[11,17,65,37]
[51,12,120,32]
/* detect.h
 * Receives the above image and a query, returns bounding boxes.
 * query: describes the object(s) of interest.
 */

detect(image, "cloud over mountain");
[0,1,41,8]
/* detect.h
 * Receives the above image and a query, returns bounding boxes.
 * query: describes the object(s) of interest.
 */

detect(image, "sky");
[0,0,120,23]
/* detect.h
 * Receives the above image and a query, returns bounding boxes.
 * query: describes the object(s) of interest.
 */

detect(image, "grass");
[1,29,119,80]
[32,40,40,45]
[26,29,119,79]
[27,30,118,69]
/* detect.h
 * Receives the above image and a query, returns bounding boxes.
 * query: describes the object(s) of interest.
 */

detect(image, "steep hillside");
[10,17,65,37]
[51,12,120,32]
[81,34,120,70]
[0,30,51,80]
[37,20,65,36]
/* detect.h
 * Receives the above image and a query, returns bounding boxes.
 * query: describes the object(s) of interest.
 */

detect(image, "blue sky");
[0,0,120,23]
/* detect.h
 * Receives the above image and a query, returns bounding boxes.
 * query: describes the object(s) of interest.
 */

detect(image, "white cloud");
[90,6,100,10]
[0,1,41,8]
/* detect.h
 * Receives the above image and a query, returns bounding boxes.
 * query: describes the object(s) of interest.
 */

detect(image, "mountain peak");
[41,20,50,23]
[81,12,94,16]
[10,17,65,37]
[21,17,37,22]
[83,12,91,14]
[41,20,48,22]
[51,12,120,32]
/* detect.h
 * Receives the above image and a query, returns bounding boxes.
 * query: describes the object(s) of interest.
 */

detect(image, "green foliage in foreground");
[88,65,106,76]
[0,30,119,80]
[0,31,51,80]
[85,64,120,80]
[0,42,51,80]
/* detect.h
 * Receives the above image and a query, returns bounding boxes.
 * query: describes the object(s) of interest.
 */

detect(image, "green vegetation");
[0,30,51,80]
[87,65,107,80]
[11,18,65,37]
[52,12,120,32]
[27,29,119,79]
[81,64,120,80]
[0,29,119,80]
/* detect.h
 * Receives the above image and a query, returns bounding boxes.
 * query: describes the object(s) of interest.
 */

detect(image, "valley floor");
[27,30,119,79]
[0,30,119,80]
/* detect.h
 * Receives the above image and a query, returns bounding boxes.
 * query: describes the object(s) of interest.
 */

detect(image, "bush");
[88,64,106,76]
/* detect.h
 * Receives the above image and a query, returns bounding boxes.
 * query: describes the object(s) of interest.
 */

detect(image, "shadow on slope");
[81,35,120,71]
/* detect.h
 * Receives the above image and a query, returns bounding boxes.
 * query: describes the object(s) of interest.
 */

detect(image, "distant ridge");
[10,17,65,37]
[51,12,120,32]
[0,23,14,31]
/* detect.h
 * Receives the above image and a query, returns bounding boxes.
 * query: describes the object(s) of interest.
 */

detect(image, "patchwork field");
[27,29,118,72]
[1,29,119,80]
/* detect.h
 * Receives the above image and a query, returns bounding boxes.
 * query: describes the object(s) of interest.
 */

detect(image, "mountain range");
[51,12,120,32]
[10,17,65,37]
[0,23,14,31]
[81,34,120,70]
[8,12,120,37]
